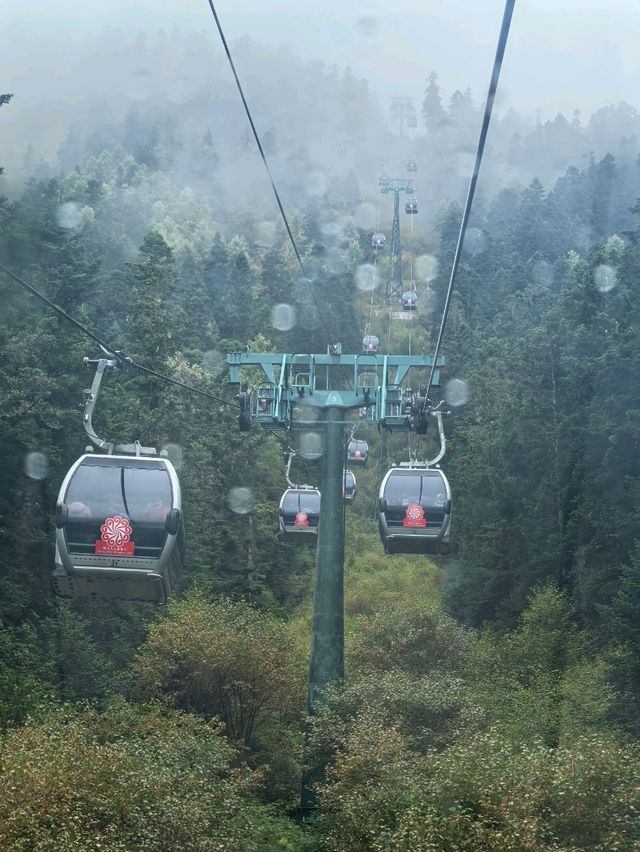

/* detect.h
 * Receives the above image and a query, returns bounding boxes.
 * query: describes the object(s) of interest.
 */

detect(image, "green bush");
[0,700,312,851]
[318,725,640,851]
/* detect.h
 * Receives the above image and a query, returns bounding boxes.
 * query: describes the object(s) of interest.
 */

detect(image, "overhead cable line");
[0,261,239,409]
[0,261,119,356]
[204,0,352,385]
[424,0,516,400]
[204,0,305,277]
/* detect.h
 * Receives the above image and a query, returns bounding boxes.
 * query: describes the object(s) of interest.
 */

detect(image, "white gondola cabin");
[52,454,184,604]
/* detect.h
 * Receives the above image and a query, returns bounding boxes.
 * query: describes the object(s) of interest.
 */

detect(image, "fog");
[3,0,640,243]
[4,0,640,117]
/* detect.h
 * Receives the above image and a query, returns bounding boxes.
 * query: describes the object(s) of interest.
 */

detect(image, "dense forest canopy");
[2,22,640,851]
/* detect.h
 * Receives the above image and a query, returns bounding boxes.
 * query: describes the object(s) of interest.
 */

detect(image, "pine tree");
[421,72,445,132]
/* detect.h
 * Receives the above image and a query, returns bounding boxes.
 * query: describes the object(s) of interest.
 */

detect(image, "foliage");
[0,699,312,851]
[132,591,306,804]
[133,591,305,737]
[2,42,640,845]
[317,723,640,851]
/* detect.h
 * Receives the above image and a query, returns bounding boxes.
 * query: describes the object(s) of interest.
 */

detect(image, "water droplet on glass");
[532,259,553,287]
[325,248,347,274]
[227,486,256,515]
[322,221,344,242]
[355,263,378,292]
[305,171,327,198]
[56,202,83,230]
[298,304,321,329]
[293,276,314,304]
[298,431,324,460]
[256,220,277,247]
[594,264,617,293]
[414,254,438,280]
[445,378,470,407]
[462,228,486,256]
[128,70,152,101]
[161,443,183,471]
[202,350,225,378]
[354,202,377,229]
[271,303,296,332]
[293,402,318,423]
[354,15,380,37]
[24,451,48,480]
[167,75,192,105]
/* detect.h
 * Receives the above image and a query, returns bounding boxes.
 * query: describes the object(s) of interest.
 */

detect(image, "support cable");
[204,0,350,380]
[423,0,516,401]
[204,0,305,276]
[0,262,239,409]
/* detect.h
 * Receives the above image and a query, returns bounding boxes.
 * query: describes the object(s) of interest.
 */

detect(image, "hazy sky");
[3,0,640,119]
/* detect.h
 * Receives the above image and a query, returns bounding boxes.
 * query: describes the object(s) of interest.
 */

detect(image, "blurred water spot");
[256,220,277,247]
[414,254,438,280]
[25,451,48,480]
[56,202,83,230]
[202,350,225,378]
[321,221,344,242]
[324,248,347,274]
[167,75,192,105]
[456,150,477,176]
[271,303,296,332]
[355,263,378,292]
[298,432,324,460]
[532,259,553,287]
[161,443,183,471]
[298,304,321,329]
[354,202,377,229]
[445,378,470,407]
[354,15,381,37]
[293,402,319,423]
[293,276,314,303]
[227,486,256,515]
[128,70,152,101]
[463,228,487,256]
[594,264,617,293]
[306,171,327,198]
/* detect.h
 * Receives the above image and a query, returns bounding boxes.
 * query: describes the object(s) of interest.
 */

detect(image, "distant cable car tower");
[379,176,414,304]
[390,96,417,137]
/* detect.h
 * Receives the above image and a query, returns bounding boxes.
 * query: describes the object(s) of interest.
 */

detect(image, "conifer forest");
[2,6,640,850]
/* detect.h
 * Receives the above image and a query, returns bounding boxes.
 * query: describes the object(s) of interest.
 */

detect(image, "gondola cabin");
[371,232,386,249]
[407,159,418,172]
[278,488,321,541]
[362,335,380,354]
[52,454,184,604]
[343,470,357,503]
[378,467,451,555]
[405,199,418,214]
[347,439,369,464]
[402,290,418,310]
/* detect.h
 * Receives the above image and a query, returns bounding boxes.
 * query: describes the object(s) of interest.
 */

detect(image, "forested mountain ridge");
[2,35,640,848]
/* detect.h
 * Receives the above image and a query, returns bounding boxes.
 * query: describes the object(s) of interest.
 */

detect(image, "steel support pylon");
[301,406,346,812]
[386,189,403,305]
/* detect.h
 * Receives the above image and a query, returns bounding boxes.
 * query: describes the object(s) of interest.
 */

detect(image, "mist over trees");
[1,24,640,850]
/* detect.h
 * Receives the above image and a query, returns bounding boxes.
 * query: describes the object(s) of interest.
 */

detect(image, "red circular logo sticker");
[95,515,135,555]
[403,503,427,528]
[100,515,132,545]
